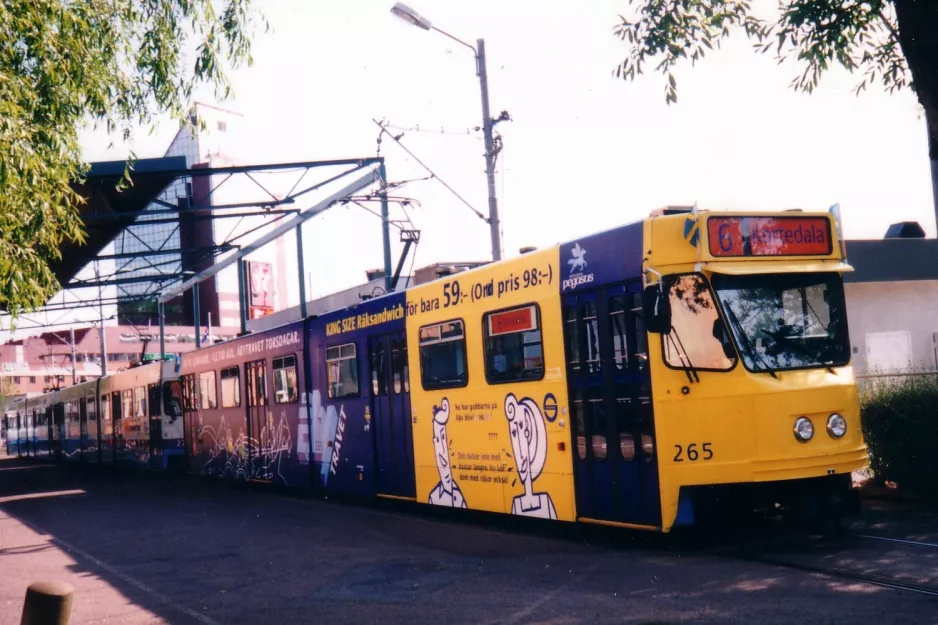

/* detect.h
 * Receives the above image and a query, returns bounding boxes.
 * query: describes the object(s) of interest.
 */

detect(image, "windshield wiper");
[665,326,700,384]
[723,305,777,379]
[761,329,837,375]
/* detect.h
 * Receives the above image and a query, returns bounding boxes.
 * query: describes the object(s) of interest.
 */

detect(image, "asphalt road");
[0,455,935,624]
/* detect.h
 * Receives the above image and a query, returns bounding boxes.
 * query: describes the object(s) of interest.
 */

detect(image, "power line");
[373,118,488,224]
[382,121,483,140]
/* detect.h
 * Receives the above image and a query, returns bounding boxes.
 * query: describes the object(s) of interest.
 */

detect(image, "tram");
[4,361,185,470]
[16,207,867,531]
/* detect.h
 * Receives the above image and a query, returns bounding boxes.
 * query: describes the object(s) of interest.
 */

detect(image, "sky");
[72,0,934,305]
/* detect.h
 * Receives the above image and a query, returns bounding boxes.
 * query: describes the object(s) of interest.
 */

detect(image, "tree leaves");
[0,0,266,321]
[613,0,913,102]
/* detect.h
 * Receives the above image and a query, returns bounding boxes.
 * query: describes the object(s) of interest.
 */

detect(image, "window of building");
[326,344,358,399]
[29,376,36,384]
[418,320,468,390]
[273,356,298,404]
[483,305,544,384]
[12,376,20,384]
[221,367,241,408]
[199,371,217,409]
[217,121,227,132]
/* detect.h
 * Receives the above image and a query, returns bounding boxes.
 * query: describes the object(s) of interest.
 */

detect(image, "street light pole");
[390,3,504,261]
[476,38,502,261]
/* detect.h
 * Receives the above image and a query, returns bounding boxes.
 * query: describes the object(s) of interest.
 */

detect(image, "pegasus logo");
[568,243,587,273]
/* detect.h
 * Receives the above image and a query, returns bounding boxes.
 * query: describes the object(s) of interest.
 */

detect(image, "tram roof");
[50,156,188,289]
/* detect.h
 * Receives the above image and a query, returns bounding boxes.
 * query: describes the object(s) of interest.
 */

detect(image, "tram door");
[245,360,269,481]
[563,283,661,527]
[51,404,65,461]
[181,374,200,473]
[148,383,164,469]
[367,332,416,499]
[79,397,88,462]
[111,391,122,464]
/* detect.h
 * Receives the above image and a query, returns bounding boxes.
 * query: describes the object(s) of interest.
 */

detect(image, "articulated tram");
[5,207,867,531]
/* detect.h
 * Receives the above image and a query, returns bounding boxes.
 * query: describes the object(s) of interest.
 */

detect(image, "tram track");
[721,548,938,598]
[704,529,938,600]
[848,533,938,550]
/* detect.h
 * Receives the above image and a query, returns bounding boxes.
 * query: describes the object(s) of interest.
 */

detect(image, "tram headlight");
[827,413,847,439]
[793,417,814,443]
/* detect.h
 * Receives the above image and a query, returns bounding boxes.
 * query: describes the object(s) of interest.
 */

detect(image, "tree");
[0,0,267,320]
[613,1,938,205]
[1,377,21,406]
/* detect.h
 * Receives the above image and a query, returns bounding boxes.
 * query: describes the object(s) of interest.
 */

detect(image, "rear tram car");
[22,207,867,531]
[5,393,54,459]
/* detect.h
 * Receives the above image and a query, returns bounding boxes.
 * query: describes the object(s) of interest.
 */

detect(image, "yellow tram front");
[642,209,868,530]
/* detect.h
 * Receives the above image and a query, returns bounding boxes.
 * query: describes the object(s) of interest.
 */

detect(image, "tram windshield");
[712,272,850,373]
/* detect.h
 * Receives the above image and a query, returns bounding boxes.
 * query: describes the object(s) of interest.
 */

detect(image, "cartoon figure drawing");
[568,243,587,272]
[505,393,557,519]
[427,398,467,508]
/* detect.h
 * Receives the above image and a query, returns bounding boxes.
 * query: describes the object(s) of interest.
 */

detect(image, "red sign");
[707,216,832,257]
[488,306,536,336]
[250,306,274,320]
[247,261,273,308]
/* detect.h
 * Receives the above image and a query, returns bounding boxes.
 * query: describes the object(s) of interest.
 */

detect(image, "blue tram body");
[306,292,414,499]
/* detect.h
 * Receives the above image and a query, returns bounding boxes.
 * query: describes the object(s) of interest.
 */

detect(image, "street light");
[390,2,504,261]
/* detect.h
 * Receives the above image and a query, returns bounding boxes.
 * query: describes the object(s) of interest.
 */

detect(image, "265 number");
[673,443,713,462]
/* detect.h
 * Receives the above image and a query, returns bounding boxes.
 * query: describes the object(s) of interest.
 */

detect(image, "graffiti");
[504,393,557,519]
[427,398,467,508]
[199,412,294,484]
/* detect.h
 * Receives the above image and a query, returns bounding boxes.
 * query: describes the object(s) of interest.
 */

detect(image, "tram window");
[326,343,359,399]
[137,389,147,419]
[615,382,635,462]
[100,395,109,423]
[402,342,411,394]
[221,367,241,408]
[181,375,197,411]
[631,292,649,371]
[483,304,545,384]
[572,388,587,460]
[564,306,580,370]
[583,301,601,373]
[418,320,468,390]
[199,372,217,410]
[273,356,299,404]
[250,362,268,406]
[121,390,133,420]
[86,395,96,422]
[663,274,736,371]
[370,341,387,397]
[588,386,607,461]
[148,384,161,417]
[609,296,629,370]
[391,339,403,395]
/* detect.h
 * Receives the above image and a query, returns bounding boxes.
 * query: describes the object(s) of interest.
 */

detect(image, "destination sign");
[707,216,832,257]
